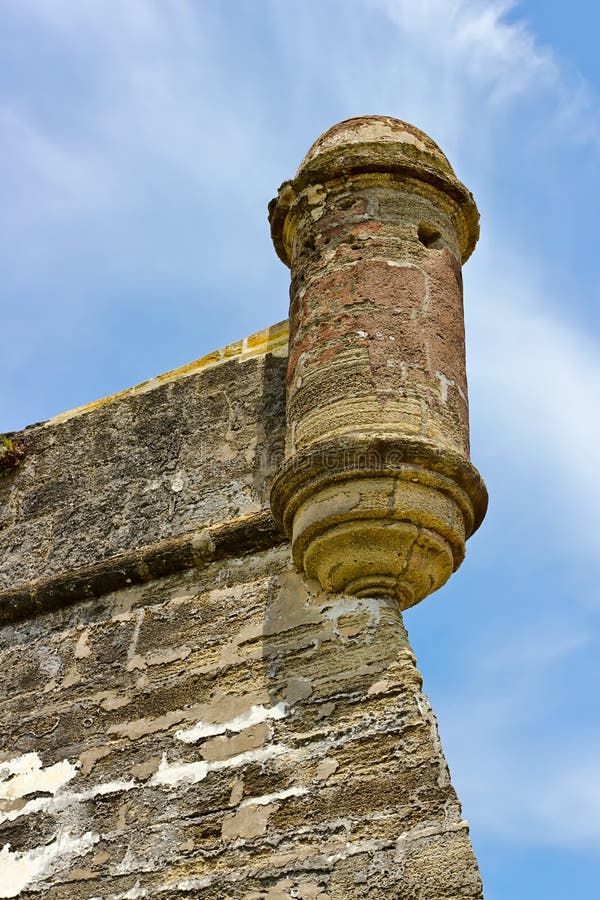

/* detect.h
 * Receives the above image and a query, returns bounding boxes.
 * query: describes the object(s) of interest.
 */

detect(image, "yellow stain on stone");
[47,320,290,428]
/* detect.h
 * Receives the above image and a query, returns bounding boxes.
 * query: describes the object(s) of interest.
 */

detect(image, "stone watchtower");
[0,117,486,898]
[270,117,486,607]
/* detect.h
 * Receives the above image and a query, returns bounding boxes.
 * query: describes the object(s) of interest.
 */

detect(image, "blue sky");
[1,1,599,896]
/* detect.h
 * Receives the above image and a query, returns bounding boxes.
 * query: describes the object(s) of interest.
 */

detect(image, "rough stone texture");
[269,117,487,609]
[0,325,287,590]
[0,510,285,627]
[0,546,482,898]
[0,118,486,897]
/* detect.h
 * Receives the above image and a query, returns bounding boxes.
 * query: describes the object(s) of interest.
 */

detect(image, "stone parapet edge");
[43,319,289,429]
[0,510,286,626]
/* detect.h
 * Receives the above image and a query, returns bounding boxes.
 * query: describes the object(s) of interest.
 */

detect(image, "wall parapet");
[0,510,284,626]
[1,328,288,591]
[46,320,289,429]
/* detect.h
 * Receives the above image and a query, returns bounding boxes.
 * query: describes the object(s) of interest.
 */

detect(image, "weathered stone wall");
[0,324,287,589]
[0,315,484,900]
[0,544,482,898]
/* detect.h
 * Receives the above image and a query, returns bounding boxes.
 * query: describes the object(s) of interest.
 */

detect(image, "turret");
[269,116,487,608]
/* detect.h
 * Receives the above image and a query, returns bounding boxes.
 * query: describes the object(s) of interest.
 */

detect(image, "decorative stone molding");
[269,116,487,608]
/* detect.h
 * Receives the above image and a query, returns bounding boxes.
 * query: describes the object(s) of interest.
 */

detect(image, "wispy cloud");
[374,0,557,97]
[443,684,600,848]
[466,240,600,561]
[3,0,599,551]
[478,621,590,673]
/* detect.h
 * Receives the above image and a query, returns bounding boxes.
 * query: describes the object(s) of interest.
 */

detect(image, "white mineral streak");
[175,876,214,891]
[0,777,136,826]
[0,753,78,802]
[170,472,185,493]
[238,785,308,809]
[435,370,454,404]
[175,702,287,744]
[324,838,391,865]
[118,883,148,899]
[151,744,289,788]
[0,830,98,898]
[320,597,383,625]
[394,819,470,861]
[96,885,149,900]
[0,708,293,828]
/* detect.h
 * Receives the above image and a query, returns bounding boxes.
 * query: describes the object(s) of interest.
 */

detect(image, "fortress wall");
[0,329,483,900]
[0,324,287,590]
[0,542,482,899]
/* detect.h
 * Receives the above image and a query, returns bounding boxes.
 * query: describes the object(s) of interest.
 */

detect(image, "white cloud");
[0,105,116,222]
[2,1,599,537]
[477,622,589,672]
[444,689,600,848]
[465,240,600,559]
[375,0,556,96]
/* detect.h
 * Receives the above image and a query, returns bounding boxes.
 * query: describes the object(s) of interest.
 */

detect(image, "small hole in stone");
[417,223,442,249]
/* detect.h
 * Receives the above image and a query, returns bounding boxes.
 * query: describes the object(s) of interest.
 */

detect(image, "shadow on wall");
[253,334,288,506]
[242,564,483,897]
